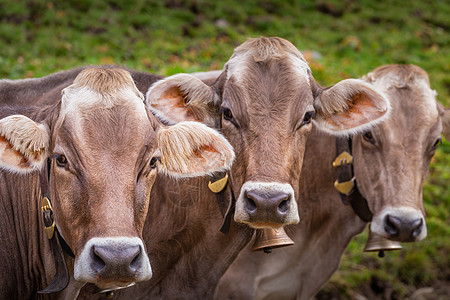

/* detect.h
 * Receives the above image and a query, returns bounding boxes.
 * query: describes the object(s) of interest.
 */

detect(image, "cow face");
[352,65,445,242]
[0,68,234,289]
[147,37,390,229]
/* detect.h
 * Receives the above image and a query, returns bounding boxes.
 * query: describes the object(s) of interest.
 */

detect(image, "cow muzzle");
[370,207,427,242]
[74,237,152,288]
[234,181,299,228]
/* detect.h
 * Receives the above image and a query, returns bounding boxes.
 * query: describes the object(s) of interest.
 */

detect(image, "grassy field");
[1,0,449,299]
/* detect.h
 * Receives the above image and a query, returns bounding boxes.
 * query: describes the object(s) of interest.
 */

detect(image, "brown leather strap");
[219,172,236,234]
[38,211,70,293]
[334,137,373,222]
[210,113,237,234]
[219,194,235,234]
[209,171,236,234]
[335,137,354,205]
[37,159,71,294]
[209,172,230,216]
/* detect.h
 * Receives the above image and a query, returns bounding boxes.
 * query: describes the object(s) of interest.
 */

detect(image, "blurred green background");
[1,0,449,299]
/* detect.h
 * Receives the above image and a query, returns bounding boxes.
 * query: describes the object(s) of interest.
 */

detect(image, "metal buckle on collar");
[334,177,355,195]
[332,151,353,168]
[42,197,56,240]
[208,173,228,193]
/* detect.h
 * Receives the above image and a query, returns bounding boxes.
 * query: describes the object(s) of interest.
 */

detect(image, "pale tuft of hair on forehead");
[231,36,305,62]
[62,67,145,111]
[73,68,137,94]
[362,64,438,123]
[226,37,310,84]
[363,64,431,91]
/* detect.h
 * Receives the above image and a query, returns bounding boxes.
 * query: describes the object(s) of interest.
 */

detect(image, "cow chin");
[370,206,427,242]
[234,181,299,228]
[74,237,152,285]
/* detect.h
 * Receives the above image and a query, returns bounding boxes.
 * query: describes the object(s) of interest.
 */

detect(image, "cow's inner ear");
[0,115,50,173]
[146,73,218,127]
[150,85,194,124]
[313,79,390,136]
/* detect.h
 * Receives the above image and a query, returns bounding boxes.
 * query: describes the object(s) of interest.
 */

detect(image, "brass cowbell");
[364,227,402,258]
[252,227,294,254]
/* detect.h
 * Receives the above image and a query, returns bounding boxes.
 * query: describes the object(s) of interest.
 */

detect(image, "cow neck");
[37,158,74,294]
[333,137,373,222]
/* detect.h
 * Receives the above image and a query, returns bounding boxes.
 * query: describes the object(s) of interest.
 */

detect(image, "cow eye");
[362,131,376,144]
[431,137,442,150]
[302,111,315,125]
[221,108,233,121]
[55,154,68,167]
[150,157,160,169]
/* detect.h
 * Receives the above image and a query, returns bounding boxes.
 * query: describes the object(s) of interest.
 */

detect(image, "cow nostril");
[129,248,141,272]
[92,248,106,273]
[411,219,423,239]
[384,215,400,236]
[246,197,256,212]
[278,200,289,213]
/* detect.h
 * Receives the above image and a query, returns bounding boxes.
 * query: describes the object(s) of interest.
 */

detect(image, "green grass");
[1,0,449,298]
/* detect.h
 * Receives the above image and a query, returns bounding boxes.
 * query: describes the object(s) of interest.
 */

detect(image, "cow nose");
[384,215,424,242]
[244,190,291,221]
[91,244,141,279]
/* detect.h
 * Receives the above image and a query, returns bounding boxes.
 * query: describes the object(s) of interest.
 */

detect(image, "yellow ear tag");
[334,178,355,195]
[208,173,228,193]
[41,197,56,239]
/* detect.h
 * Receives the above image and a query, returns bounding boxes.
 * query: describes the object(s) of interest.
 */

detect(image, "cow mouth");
[94,281,136,293]
[249,222,283,229]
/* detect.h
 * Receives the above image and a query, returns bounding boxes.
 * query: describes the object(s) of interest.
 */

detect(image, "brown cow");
[1,37,390,298]
[0,68,235,299]
[215,64,450,300]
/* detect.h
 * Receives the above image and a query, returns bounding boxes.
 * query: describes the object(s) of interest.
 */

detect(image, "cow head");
[352,64,445,242]
[146,37,389,229]
[0,68,234,290]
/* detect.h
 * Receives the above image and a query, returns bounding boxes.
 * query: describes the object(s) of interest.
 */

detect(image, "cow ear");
[443,108,450,141]
[313,79,390,136]
[155,121,234,178]
[146,74,219,127]
[0,115,50,173]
